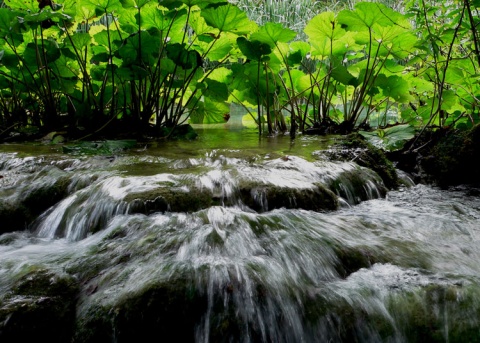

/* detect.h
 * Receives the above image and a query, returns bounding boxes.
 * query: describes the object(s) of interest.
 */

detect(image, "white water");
[1,134,479,342]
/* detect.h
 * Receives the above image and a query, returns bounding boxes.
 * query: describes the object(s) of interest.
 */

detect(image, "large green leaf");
[92,29,123,49]
[201,4,257,35]
[337,3,407,31]
[204,78,228,100]
[0,8,20,32]
[359,124,415,151]
[23,41,61,67]
[203,35,233,60]
[4,0,39,12]
[166,43,201,69]
[189,97,230,124]
[250,22,296,48]
[236,37,271,61]
[205,66,232,83]
[118,31,160,65]
[67,32,92,50]
[140,3,186,34]
[162,0,225,9]
[120,0,151,9]
[305,12,344,41]
[23,10,72,24]
[84,0,122,12]
[375,74,413,103]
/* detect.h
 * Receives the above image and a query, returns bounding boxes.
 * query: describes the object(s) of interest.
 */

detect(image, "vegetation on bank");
[0,0,478,145]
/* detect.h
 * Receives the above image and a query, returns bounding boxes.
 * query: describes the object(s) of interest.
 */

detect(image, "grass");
[229,0,406,36]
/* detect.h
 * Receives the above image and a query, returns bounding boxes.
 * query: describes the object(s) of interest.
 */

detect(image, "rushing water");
[1,130,480,342]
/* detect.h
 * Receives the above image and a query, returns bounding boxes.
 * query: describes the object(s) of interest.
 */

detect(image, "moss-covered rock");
[125,187,216,214]
[74,278,207,342]
[0,266,79,343]
[420,125,480,187]
[326,166,388,205]
[324,134,399,189]
[0,169,71,234]
[238,182,339,212]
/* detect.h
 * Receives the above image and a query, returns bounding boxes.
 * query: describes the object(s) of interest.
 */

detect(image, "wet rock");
[326,166,387,205]
[74,278,207,342]
[0,167,72,234]
[323,134,399,189]
[420,125,480,187]
[238,181,339,212]
[0,266,79,343]
[125,187,216,214]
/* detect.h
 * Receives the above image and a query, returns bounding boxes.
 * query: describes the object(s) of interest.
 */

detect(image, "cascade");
[1,133,479,342]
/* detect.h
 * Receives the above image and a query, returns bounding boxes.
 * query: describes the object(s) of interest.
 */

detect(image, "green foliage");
[0,0,479,141]
[359,124,416,151]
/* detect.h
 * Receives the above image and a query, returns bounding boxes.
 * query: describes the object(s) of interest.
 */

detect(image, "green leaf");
[23,9,71,24]
[330,57,357,86]
[359,124,415,151]
[67,32,92,50]
[338,3,406,31]
[236,37,271,61]
[118,31,160,65]
[204,78,228,100]
[250,22,296,48]
[120,0,151,9]
[4,0,40,12]
[375,74,413,103]
[0,8,20,32]
[202,4,257,35]
[189,97,230,124]
[63,140,137,155]
[162,0,225,9]
[166,43,201,69]
[198,34,233,61]
[305,12,344,41]
[84,0,123,12]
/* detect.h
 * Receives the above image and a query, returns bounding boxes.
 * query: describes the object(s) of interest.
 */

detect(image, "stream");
[1,129,480,342]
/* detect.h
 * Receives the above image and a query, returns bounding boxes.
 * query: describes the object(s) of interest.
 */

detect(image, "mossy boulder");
[0,266,79,342]
[125,187,216,214]
[325,134,399,189]
[0,169,71,234]
[419,125,480,187]
[238,182,339,212]
[326,166,388,205]
[74,278,207,342]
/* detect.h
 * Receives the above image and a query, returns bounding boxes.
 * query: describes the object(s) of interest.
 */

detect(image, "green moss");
[238,182,338,212]
[337,134,399,189]
[0,266,79,343]
[75,278,207,342]
[0,170,72,234]
[421,125,480,187]
[125,187,215,214]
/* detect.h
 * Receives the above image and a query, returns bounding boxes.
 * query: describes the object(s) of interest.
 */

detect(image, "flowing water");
[1,129,479,342]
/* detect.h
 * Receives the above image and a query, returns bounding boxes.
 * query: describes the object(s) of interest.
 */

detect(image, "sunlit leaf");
[250,22,296,48]
[305,12,344,41]
[202,4,257,35]
[84,0,123,12]
[359,124,415,151]
[4,0,40,12]
[338,2,408,31]
[189,97,230,123]
[375,74,413,103]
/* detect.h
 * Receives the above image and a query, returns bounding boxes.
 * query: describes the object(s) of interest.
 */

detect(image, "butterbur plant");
[0,0,257,137]
[1,0,479,141]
